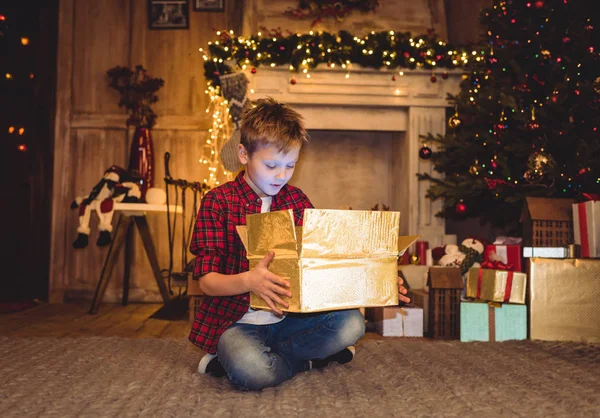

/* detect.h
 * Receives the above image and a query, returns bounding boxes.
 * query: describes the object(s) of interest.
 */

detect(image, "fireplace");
[247,67,461,246]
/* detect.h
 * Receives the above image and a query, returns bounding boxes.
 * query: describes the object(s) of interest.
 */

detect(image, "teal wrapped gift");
[460,301,527,342]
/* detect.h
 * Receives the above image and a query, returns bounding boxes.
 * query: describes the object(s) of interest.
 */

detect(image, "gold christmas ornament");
[448,113,462,129]
[410,254,421,265]
[448,105,462,129]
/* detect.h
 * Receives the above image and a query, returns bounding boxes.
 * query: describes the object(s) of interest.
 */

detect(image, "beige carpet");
[0,336,599,417]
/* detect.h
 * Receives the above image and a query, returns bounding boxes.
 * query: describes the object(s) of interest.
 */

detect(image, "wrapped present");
[237,209,419,313]
[523,247,569,258]
[460,301,527,342]
[529,258,600,343]
[573,199,600,258]
[371,304,423,337]
[484,243,522,272]
[408,289,429,332]
[466,266,527,304]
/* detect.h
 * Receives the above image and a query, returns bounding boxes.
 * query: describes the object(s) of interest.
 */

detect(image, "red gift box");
[483,244,522,272]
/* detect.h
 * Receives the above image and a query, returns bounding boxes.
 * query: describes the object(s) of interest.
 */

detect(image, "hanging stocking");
[219,72,249,172]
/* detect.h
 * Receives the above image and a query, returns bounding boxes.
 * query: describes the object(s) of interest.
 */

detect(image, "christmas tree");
[418,0,600,230]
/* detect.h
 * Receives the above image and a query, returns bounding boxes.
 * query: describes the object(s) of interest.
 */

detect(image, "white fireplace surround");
[246,67,462,247]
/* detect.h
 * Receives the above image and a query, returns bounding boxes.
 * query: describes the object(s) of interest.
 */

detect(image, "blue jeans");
[217,309,365,390]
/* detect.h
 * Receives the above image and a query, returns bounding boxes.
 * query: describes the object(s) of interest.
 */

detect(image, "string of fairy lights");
[202,85,233,187]
[2,12,32,153]
[197,28,478,183]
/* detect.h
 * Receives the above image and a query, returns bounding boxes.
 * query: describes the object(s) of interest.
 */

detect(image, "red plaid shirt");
[188,171,313,354]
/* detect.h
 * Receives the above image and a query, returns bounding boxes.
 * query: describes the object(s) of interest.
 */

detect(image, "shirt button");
[245,203,250,207]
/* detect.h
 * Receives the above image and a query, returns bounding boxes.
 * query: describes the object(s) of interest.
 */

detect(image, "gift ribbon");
[477,263,514,303]
[578,203,590,258]
[400,307,405,337]
[488,305,496,342]
[480,260,515,271]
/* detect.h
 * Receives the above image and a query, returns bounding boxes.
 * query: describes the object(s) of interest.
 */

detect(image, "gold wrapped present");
[237,209,419,313]
[530,258,600,343]
[466,267,527,304]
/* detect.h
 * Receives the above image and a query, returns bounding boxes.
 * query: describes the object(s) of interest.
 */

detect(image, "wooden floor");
[0,301,386,340]
[0,302,190,339]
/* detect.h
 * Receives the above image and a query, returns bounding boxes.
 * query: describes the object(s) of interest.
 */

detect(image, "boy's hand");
[246,251,291,315]
[398,276,410,304]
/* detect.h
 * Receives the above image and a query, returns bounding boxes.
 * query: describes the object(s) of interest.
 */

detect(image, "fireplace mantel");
[247,67,462,246]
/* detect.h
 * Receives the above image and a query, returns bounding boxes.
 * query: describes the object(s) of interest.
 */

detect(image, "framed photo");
[148,0,190,30]
[193,0,224,12]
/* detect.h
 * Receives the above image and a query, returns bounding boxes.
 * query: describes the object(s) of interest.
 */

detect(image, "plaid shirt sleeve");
[189,190,226,278]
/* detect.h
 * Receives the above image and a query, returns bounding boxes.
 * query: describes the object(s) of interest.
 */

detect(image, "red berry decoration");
[290,77,297,85]
[419,144,432,160]
[430,75,437,83]
[455,202,467,215]
[251,67,257,74]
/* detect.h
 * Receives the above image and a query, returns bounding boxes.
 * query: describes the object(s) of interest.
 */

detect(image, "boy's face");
[239,143,300,197]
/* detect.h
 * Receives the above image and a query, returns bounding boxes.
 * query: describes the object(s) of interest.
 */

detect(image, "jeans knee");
[227,355,279,391]
[336,309,365,345]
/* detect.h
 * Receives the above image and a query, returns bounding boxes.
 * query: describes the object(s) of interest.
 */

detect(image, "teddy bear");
[435,237,486,276]
[70,165,141,249]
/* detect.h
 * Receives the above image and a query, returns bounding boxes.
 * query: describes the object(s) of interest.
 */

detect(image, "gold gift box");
[237,209,419,313]
[529,258,600,343]
[466,268,527,304]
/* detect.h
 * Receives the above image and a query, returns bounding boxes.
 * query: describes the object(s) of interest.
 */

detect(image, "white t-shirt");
[236,195,287,325]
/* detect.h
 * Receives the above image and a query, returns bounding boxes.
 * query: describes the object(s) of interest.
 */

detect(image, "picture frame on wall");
[193,0,224,12]
[148,0,190,30]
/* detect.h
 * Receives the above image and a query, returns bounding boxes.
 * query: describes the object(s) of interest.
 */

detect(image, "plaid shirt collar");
[234,170,286,208]
[234,171,261,206]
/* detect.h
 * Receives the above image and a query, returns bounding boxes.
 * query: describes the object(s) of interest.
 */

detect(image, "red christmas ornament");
[290,77,297,85]
[419,144,432,160]
[251,67,257,74]
[17,144,28,152]
[455,202,467,215]
[491,160,498,169]
[403,52,410,58]
[392,74,397,81]
[535,0,544,8]
[442,71,449,80]
[430,75,437,83]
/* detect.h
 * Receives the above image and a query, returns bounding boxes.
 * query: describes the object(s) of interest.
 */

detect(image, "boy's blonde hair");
[240,97,308,156]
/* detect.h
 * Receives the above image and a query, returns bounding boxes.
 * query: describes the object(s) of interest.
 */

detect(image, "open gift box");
[237,209,419,313]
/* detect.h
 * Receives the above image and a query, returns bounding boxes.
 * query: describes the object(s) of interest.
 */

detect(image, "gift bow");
[477,263,515,303]
[481,260,516,271]
[582,193,600,201]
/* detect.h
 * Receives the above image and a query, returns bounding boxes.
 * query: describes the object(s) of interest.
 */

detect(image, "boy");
[189,98,410,390]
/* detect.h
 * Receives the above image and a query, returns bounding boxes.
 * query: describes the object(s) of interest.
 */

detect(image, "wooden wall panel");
[72,0,132,114]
